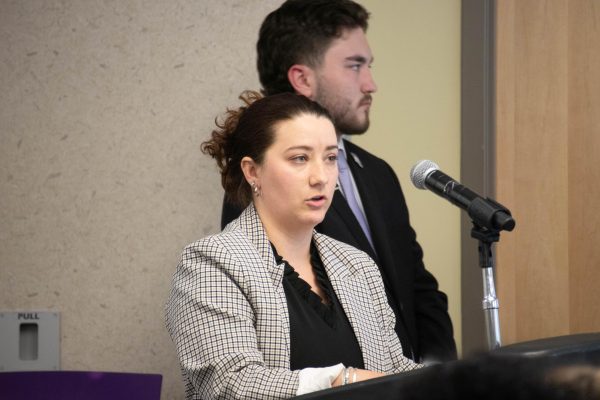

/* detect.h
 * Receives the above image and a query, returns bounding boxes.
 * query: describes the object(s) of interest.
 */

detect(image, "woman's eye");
[292,155,307,162]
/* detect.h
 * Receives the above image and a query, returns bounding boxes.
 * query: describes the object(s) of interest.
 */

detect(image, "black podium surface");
[293,365,444,400]
[492,332,600,363]
[294,333,600,400]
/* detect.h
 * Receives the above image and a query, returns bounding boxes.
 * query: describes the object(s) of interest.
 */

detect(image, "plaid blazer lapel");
[236,204,291,366]
[314,233,393,372]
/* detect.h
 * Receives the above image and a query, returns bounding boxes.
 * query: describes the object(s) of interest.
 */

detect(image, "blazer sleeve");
[359,256,422,374]
[165,237,300,400]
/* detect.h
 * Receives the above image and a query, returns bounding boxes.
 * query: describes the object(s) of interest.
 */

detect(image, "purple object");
[0,371,162,400]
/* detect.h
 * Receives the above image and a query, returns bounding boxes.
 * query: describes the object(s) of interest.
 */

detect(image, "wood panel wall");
[568,0,600,333]
[495,0,600,345]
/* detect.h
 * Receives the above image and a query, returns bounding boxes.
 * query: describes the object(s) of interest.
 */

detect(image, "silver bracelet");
[343,367,350,385]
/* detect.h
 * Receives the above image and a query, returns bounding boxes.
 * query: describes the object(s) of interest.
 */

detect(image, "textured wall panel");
[0,1,282,397]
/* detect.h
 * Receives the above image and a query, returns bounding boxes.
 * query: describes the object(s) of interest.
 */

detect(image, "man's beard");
[334,105,370,135]
[313,89,371,135]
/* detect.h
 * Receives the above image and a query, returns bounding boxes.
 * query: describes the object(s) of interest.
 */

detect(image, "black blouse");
[272,242,364,370]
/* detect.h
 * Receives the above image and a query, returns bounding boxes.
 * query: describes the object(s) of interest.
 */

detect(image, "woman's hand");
[331,368,385,387]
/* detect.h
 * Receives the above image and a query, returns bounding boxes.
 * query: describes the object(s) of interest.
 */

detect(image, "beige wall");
[0,1,282,398]
[359,0,462,352]
[0,1,461,398]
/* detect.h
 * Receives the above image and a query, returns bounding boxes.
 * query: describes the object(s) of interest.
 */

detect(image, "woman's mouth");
[306,195,327,207]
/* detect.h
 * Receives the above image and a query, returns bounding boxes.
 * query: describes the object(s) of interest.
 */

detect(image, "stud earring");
[250,181,261,197]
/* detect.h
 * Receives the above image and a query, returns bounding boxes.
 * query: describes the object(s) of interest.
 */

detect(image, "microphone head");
[410,160,439,189]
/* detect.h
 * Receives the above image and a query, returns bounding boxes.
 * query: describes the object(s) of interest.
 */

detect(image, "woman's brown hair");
[201,90,332,207]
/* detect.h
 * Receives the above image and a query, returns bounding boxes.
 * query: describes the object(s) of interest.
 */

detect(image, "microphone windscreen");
[410,160,439,189]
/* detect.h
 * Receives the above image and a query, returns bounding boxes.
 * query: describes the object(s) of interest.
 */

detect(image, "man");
[222,0,457,363]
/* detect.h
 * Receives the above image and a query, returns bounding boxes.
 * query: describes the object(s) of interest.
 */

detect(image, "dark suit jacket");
[221,139,457,362]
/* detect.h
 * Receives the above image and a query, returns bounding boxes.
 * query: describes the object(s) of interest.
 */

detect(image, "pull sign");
[0,311,60,371]
[17,313,40,320]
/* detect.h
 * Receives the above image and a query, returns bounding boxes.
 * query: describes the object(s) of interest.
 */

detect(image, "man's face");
[312,28,377,135]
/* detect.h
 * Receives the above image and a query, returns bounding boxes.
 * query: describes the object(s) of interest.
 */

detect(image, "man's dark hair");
[257,0,369,96]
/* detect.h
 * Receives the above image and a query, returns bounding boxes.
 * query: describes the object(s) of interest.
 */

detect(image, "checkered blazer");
[165,204,419,400]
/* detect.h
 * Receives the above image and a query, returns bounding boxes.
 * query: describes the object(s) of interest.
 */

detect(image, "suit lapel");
[344,142,398,278]
[329,190,376,256]
[344,142,384,258]
[344,143,415,354]
[329,157,378,260]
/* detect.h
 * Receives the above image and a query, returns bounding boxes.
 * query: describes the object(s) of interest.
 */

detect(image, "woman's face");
[252,113,338,232]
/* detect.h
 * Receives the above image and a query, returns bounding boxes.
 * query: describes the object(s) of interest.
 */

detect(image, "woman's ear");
[287,64,316,98]
[240,156,259,184]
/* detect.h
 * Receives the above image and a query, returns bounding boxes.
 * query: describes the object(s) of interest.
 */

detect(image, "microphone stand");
[471,224,502,350]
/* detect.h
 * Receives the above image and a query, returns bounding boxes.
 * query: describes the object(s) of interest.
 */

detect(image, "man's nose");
[362,68,377,93]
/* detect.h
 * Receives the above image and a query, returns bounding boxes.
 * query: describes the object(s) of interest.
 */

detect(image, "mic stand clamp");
[471,224,502,350]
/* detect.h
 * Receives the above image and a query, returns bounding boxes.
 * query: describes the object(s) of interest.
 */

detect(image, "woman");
[165,91,419,400]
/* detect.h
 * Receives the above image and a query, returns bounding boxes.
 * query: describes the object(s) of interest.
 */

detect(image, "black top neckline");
[273,242,337,326]
[271,241,365,370]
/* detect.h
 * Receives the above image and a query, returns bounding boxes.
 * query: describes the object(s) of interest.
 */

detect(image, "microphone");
[410,160,515,232]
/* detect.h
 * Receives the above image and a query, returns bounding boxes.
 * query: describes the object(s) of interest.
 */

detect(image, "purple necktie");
[337,148,374,249]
